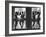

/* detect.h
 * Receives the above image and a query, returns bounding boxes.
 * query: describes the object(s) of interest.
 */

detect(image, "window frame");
[5,1,45,36]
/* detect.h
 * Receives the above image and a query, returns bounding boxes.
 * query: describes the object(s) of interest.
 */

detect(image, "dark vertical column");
[5,1,9,36]
[26,7,32,30]
[12,7,14,30]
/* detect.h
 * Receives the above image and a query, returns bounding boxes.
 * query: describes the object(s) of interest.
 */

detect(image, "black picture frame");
[5,1,45,36]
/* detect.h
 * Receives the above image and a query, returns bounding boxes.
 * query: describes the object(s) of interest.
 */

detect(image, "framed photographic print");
[5,1,45,36]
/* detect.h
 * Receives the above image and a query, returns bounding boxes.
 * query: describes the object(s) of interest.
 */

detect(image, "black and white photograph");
[12,7,41,30]
[12,8,26,30]
[5,1,45,36]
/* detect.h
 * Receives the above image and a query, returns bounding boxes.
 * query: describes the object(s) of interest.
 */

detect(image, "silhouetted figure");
[37,12,40,28]
[19,12,24,28]
[33,11,40,29]
[15,12,18,29]
[33,11,37,26]
[21,12,25,28]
